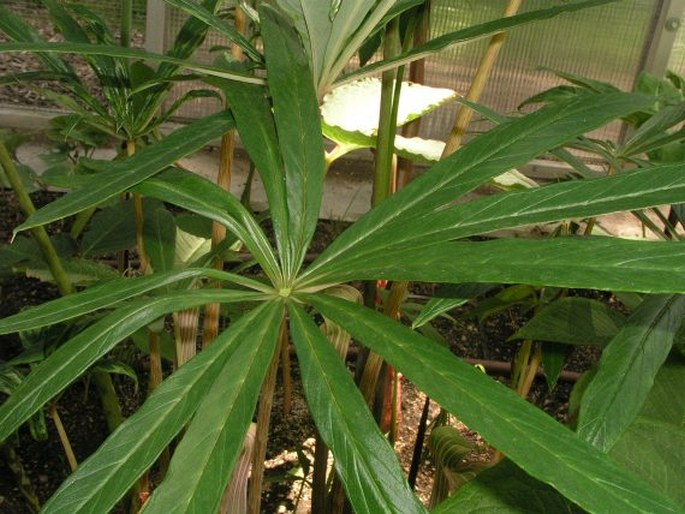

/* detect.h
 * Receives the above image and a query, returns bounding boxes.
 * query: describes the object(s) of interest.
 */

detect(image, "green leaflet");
[132,167,281,285]
[141,303,282,514]
[511,297,627,347]
[0,42,264,84]
[288,303,425,514]
[42,302,282,514]
[609,356,685,508]
[303,238,685,295]
[436,459,583,514]
[577,294,685,452]
[14,112,235,233]
[0,268,269,335]
[305,293,681,514]
[162,0,261,63]
[262,5,326,279]
[300,92,653,286]
[0,289,267,441]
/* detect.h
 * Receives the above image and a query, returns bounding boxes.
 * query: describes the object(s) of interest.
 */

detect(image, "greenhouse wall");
[1,0,684,146]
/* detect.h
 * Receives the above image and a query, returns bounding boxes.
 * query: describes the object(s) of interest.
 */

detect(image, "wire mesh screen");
[0,0,668,148]
[418,0,659,142]
[160,0,660,145]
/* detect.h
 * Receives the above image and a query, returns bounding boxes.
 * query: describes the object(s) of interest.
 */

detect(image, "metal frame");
[640,0,685,77]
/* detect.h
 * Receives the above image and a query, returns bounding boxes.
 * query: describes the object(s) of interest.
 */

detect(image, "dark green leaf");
[132,167,281,284]
[511,297,626,347]
[144,205,177,275]
[436,459,583,514]
[577,294,685,452]
[304,237,685,295]
[262,5,326,278]
[300,93,653,286]
[341,0,618,84]
[0,268,268,335]
[609,356,685,508]
[0,289,267,442]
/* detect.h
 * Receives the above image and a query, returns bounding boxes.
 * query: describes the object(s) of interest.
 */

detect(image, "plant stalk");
[441,0,523,157]
[0,142,74,296]
[203,130,235,348]
[49,403,78,472]
[246,322,283,514]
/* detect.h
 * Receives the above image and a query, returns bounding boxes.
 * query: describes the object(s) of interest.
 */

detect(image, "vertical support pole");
[145,0,167,55]
[639,0,685,78]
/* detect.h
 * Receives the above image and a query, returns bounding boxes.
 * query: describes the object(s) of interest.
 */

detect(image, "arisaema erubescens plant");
[2,0,685,512]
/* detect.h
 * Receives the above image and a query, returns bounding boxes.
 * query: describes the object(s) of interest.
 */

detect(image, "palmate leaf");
[305,294,681,514]
[42,302,282,514]
[132,167,281,284]
[288,303,425,514]
[141,302,282,514]
[0,268,268,335]
[307,237,685,294]
[299,92,653,286]
[14,112,235,234]
[262,5,326,279]
[0,289,267,441]
[577,294,685,452]
[340,0,617,85]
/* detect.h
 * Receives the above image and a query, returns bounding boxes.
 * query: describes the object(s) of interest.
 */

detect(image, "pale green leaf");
[321,78,456,142]
[305,294,680,513]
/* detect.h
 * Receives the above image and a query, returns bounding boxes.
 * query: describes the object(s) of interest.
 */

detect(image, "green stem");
[372,18,402,206]
[91,370,125,433]
[0,142,74,296]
